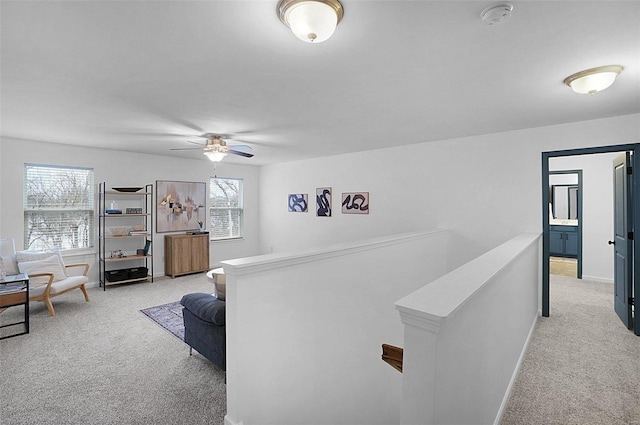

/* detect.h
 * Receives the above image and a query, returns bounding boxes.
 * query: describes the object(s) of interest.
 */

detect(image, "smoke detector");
[481,3,513,25]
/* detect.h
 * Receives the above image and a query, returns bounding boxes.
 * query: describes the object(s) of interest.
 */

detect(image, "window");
[209,177,243,240]
[24,164,94,251]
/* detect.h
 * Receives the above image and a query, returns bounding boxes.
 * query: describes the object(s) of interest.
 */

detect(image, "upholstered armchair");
[0,239,90,316]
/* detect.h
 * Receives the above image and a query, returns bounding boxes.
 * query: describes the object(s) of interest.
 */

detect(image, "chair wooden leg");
[80,284,90,302]
[44,297,56,317]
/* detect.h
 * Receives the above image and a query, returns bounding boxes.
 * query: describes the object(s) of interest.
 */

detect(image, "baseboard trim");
[224,416,242,425]
[493,310,540,425]
[85,273,167,290]
[86,281,99,289]
[581,275,614,284]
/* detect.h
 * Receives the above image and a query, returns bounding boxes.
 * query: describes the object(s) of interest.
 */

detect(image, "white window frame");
[209,177,244,241]
[23,163,95,252]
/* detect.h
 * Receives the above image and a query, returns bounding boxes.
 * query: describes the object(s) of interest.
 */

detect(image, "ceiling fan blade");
[228,144,253,151]
[186,140,206,146]
[229,138,262,145]
[201,133,258,143]
[169,147,204,151]
[227,149,254,158]
[230,130,255,136]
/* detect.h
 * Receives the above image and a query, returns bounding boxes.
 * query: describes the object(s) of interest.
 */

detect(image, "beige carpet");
[502,275,640,425]
[0,274,226,425]
[4,272,638,424]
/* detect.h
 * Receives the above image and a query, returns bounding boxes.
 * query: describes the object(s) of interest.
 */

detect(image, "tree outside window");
[23,164,94,251]
[209,178,243,240]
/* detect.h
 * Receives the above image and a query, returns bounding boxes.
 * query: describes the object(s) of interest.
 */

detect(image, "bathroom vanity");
[549,221,579,258]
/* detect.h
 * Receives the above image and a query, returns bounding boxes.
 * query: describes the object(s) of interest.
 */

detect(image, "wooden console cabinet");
[164,233,210,278]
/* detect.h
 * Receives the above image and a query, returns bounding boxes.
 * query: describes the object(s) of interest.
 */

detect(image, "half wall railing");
[396,233,541,425]
[220,231,540,425]
[221,229,455,425]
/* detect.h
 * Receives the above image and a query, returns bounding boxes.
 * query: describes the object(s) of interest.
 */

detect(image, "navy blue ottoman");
[180,293,226,370]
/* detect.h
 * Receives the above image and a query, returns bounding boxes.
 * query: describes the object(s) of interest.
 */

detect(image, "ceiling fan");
[170,134,254,162]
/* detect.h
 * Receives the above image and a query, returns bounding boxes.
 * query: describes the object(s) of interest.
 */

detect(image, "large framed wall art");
[156,180,207,233]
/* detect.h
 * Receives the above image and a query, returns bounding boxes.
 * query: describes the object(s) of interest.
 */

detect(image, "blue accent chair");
[180,293,226,370]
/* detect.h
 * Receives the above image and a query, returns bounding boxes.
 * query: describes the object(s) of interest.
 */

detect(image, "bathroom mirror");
[551,184,578,220]
[549,170,580,221]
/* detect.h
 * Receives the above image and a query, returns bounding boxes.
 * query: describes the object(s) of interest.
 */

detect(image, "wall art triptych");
[341,192,369,214]
[316,187,332,217]
[288,193,308,212]
[288,189,369,215]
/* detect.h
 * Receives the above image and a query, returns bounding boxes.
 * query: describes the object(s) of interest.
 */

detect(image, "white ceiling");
[1,1,639,165]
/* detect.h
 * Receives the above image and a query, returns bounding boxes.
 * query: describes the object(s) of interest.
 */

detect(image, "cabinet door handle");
[608,240,615,245]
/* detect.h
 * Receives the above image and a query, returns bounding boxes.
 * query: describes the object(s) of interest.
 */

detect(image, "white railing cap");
[221,229,449,277]
[395,233,540,332]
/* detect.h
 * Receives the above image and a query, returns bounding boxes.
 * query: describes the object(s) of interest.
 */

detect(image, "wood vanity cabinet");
[164,233,210,278]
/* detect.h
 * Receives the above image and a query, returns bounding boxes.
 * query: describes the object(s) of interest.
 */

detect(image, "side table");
[0,273,30,339]
[206,268,226,300]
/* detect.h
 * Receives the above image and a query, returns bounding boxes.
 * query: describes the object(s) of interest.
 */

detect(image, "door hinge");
[628,231,634,240]
[629,297,634,306]
[627,167,633,175]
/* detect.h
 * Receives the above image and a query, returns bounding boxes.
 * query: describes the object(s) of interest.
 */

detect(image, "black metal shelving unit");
[98,182,154,290]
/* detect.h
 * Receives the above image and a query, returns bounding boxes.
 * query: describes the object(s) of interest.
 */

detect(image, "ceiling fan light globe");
[564,65,623,94]
[204,151,228,162]
[282,1,340,43]
[569,72,617,94]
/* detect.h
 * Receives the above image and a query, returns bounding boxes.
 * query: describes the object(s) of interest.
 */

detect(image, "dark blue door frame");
[542,143,640,336]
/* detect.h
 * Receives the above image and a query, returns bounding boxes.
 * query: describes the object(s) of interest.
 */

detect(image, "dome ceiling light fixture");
[563,65,624,95]
[277,0,344,43]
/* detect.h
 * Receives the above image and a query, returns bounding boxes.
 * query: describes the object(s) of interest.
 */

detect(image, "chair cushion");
[18,255,67,285]
[180,293,225,326]
[29,275,89,297]
[16,249,67,279]
[0,254,19,275]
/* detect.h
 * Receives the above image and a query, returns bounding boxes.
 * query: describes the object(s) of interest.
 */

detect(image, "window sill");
[210,237,245,243]
[61,248,97,259]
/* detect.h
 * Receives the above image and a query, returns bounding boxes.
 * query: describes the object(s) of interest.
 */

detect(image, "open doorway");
[548,170,582,279]
[542,143,639,336]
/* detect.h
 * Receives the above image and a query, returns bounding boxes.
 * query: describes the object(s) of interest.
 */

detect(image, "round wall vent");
[480,3,513,25]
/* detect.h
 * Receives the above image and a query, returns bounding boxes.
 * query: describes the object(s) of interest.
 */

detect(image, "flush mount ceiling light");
[277,0,344,43]
[564,65,624,95]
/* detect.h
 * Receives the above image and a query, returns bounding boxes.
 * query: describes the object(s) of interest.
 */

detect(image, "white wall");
[259,114,640,266]
[0,141,3,236]
[222,229,456,425]
[0,137,261,282]
[550,152,619,282]
[3,114,638,281]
